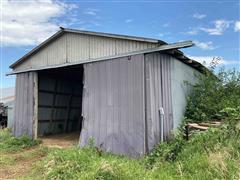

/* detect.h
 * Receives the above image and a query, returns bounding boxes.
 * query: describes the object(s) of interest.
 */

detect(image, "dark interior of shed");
[37,65,84,138]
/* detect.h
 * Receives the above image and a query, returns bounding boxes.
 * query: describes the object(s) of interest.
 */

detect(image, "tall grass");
[0,129,40,152]
[32,117,239,180]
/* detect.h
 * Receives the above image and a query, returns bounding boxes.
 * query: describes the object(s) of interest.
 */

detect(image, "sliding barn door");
[80,55,145,157]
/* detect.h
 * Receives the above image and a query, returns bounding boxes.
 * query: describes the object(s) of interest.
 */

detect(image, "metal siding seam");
[66,33,68,63]
[153,53,159,142]
[28,73,32,137]
[163,56,168,138]
[13,75,19,135]
[16,75,21,136]
[169,57,174,130]
[143,55,148,153]
[162,54,166,139]
[24,73,28,135]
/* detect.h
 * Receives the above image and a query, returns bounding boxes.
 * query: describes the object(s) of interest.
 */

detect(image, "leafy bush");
[0,129,40,152]
[185,68,240,122]
[146,116,240,179]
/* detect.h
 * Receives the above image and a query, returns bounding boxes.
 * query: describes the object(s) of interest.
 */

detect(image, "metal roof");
[9,28,164,69]
[7,40,208,75]
[8,27,207,74]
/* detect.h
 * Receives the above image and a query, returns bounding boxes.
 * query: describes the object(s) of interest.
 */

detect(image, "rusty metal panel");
[13,72,37,138]
[80,54,145,157]
[145,52,173,151]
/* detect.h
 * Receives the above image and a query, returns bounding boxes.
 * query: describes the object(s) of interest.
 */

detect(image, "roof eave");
[9,29,65,69]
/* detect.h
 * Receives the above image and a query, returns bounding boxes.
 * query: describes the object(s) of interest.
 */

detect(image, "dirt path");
[0,147,45,180]
[0,132,79,180]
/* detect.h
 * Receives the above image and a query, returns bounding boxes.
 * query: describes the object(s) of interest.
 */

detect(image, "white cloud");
[193,13,206,19]
[194,41,218,50]
[234,21,240,32]
[1,0,77,46]
[84,8,99,16]
[200,19,230,35]
[188,55,240,67]
[125,19,133,23]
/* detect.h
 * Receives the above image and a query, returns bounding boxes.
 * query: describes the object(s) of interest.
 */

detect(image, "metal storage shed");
[9,28,205,157]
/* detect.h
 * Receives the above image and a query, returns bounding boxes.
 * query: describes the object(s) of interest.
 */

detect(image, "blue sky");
[1,0,240,89]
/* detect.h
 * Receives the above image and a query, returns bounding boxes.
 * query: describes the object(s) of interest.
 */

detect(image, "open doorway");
[37,65,84,146]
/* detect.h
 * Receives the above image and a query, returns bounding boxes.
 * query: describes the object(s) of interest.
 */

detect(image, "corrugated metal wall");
[14,33,158,72]
[15,35,67,71]
[13,72,37,137]
[80,54,145,157]
[145,52,173,151]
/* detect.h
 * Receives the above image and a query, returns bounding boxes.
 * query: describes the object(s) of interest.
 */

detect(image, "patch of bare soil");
[0,132,79,179]
[39,132,80,148]
[0,147,45,180]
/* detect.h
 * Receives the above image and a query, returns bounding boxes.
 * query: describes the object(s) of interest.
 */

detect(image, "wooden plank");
[188,123,209,130]
[198,122,221,127]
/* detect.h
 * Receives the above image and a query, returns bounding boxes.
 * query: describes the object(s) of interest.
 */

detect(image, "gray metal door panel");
[80,54,145,157]
[13,72,37,138]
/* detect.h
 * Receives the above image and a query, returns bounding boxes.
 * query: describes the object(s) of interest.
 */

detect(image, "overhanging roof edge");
[7,41,203,75]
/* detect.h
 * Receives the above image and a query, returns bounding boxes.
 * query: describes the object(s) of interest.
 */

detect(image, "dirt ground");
[0,147,43,180]
[39,132,80,148]
[0,132,80,180]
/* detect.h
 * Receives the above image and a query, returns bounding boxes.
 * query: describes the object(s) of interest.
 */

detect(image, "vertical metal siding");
[67,33,90,62]
[80,54,145,157]
[14,33,158,71]
[145,52,173,150]
[14,35,67,71]
[13,72,37,138]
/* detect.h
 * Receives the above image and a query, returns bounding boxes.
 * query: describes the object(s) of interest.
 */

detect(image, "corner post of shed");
[33,72,38,139]
[143,54,149,154]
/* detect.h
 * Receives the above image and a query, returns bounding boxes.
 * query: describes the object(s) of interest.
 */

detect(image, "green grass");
[0,129,40,152]
[31,120,240,180]
[1,120,239,180]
